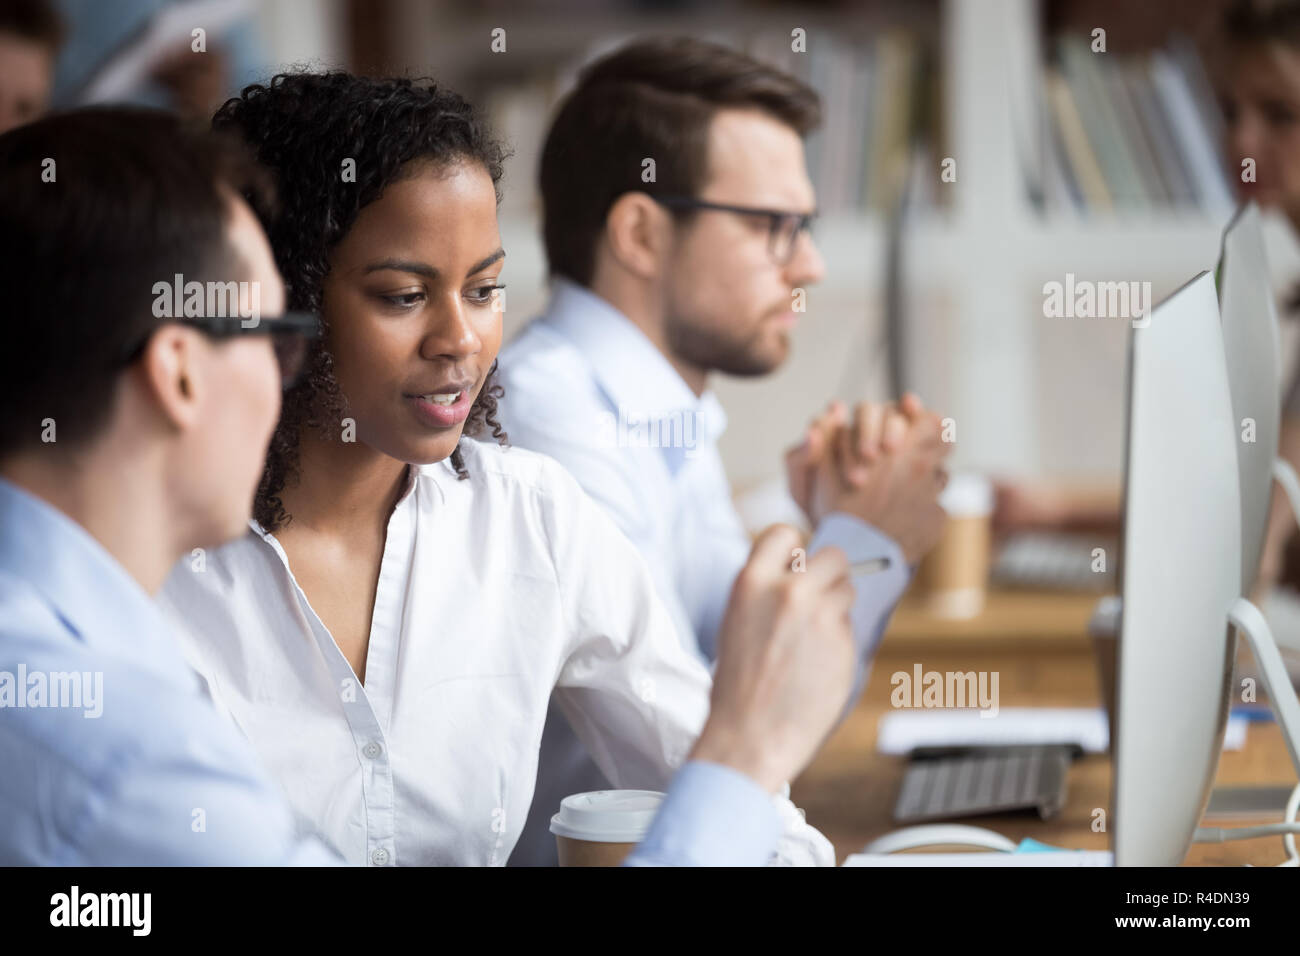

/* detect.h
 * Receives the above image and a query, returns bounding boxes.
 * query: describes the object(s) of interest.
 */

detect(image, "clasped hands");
[693,393,953,792]
[784,393,951,565]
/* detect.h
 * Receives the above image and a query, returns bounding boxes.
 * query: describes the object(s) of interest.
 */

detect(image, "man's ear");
[603,192,673,280]
[136,326,203,432]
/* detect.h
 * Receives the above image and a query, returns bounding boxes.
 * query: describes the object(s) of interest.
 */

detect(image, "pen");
[851,557,891,575]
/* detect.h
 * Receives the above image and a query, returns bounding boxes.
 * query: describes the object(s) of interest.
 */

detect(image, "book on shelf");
[1041,35,1233,215]
[482,26,939,219]
[759,29,932,216]
[1046,69,1112,210]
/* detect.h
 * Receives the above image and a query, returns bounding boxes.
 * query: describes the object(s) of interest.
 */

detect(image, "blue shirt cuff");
[808,512,912,706]
[809,511,907,572]
[624,761,782,867]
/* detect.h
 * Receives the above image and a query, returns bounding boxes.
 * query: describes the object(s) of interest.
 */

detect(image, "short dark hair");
[0,0,65,51]
[539,36,821,287]
[0,107,272,458]
[211,72,510,531]
[1223,0,1300,45]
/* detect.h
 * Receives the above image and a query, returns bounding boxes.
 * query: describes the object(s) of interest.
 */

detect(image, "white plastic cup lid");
[549,789,665,843]
[939,472,994,517]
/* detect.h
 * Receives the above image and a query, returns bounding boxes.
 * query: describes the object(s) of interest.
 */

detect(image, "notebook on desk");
[877,707,1248,755]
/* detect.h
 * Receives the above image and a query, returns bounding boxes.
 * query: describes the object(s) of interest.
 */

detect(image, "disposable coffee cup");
[915,473,994,619]
[550,789,664,866]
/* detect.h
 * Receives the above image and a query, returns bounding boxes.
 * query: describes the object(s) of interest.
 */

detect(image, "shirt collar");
[540,278,728,443]
[248,463,424,541]
[0,476,190,685]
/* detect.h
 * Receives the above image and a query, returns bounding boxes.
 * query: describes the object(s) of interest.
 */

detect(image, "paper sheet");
[876,707,1247,755]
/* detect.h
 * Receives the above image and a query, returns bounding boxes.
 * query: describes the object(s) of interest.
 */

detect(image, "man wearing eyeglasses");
[0,107,338,864]
[499,36,952,865]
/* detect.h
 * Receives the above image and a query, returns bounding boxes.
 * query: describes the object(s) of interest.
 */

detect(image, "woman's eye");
[380,291,425,309]
[468,284,505,305]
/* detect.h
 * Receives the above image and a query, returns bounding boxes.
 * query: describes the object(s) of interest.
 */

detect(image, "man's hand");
[690,525,855,793]
[785,395,927,524]
[810,398,950,565]
[151,44,229,120]
[784,402,842,523]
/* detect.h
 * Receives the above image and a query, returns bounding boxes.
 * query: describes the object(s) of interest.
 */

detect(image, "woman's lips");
[406,389,472,428]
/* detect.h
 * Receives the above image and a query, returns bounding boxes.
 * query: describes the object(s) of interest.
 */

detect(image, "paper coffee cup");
[916,473,994,619]
[550,790,664,866]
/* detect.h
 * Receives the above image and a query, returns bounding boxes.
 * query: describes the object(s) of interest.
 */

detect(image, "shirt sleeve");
[539,458,714,788]
[69,746,346,866]
[536,460,834,865]
[500,403,706,660]
[0,645,347,867]
[808,512,912,711]
[623,761,783,866]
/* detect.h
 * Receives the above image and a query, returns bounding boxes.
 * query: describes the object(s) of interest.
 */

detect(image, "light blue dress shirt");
[499,279,912,865]
[625,762,782,866]
[0,476,779,867]
[0,477,341,865]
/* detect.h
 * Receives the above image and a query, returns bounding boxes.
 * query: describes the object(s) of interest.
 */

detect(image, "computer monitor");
[1114,271,1242,866]
[1218,202,1283,593]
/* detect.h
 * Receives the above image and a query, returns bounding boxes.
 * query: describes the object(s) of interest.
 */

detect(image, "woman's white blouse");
[158,438,828,865]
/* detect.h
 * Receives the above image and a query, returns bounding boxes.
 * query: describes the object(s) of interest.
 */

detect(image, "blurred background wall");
[46,0,1300,494]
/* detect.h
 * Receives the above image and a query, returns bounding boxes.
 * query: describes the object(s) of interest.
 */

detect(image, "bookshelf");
[358,0,1300,488]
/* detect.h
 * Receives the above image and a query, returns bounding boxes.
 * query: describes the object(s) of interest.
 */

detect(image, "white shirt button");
[371,847,390,866]
[362,740,383,759]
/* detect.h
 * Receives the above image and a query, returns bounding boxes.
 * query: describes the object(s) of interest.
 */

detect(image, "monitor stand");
[1195,456,1300,819]
[1226,596,1300,778]
[1205,785,1299,818]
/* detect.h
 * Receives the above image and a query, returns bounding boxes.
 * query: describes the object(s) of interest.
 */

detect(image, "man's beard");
[664,311,789,378]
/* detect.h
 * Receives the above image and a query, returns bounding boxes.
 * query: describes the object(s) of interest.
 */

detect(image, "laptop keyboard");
[894,745,1074,823]
[993,533,1118,591]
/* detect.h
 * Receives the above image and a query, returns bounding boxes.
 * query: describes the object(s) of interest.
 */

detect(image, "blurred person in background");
[497,36,951,865]
[1219,0,1300,593]
[994,0,1300,598]
[50,0,266,120]
[0,0,62,135]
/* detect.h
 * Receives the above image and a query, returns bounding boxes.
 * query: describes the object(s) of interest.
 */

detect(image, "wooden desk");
[791,588,1296,866]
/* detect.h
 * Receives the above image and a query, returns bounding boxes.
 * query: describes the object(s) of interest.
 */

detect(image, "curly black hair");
[212,71,510,531]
